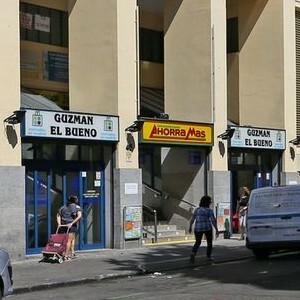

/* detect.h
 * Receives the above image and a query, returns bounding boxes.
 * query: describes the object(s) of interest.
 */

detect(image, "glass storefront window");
[81,145,102,162]
[36,144,57,160]
[230,152,243,165]
[66,145,78,160]
[22,143,34,160]
[22,143,104,163]
[244,153,256,166]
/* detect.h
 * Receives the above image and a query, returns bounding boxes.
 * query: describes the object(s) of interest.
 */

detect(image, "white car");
[0,248,13,299]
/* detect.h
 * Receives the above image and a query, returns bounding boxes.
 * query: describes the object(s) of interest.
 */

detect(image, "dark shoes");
[190,253,214,262]
[190,253,196,262]
[239,235,245,241]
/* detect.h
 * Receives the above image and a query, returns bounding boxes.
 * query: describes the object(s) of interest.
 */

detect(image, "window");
[140,28,164,63]
[20,2,68,47]
[227,17,239,53]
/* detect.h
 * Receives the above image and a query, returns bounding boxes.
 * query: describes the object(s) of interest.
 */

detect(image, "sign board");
[216,202,231,232]
[229,126,285,150]
[47,52,69,83]
[34,14,50,32]
[141,120,213,146]
[124,206,142,240]
[22,109,119,142]
[125,183,138,195]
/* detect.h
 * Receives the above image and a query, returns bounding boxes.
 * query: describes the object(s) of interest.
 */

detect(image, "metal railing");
[143,183,162,197]
[142,185,198,243]
[177,197,197,208]
[142,204,158,243]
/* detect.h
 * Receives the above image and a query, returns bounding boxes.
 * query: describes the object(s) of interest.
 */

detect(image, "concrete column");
[282,0,299,183]
[164,0,229,204]
[164,0,212,123]
[113,169,142,249]
[69,1,141,248]
[209,0,231,208]
[210,0,228,172]
[69,0,139,169]
[0,0,25,258]
[0,167,26,260]
[0,0,21,166]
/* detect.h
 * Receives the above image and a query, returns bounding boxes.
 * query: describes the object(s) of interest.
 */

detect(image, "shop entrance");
[254,172,272,188]
[230,149,281,233]
[25,165,105,254]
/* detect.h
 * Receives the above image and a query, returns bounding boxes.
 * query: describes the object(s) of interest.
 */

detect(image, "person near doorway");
[57,196,82,261]
[236,186,250,240]
[188,196,219,262]
[70,198,82,259]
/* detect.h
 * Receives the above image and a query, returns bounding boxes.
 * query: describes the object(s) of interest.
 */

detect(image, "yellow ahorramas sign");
[141,120,213,145]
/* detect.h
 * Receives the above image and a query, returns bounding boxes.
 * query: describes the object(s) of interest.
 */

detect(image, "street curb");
[13,271,139,295]
[13,255,253,295]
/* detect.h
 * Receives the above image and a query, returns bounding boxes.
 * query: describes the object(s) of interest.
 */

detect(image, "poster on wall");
[124,206,142,240]
[43,51,69,83]
[216,202,231,232]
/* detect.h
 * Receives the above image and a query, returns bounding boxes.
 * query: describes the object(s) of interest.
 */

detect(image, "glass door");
[80,170,105,250]
[26,168,105,254]
[26,171,50,253]
[254,172,272,188]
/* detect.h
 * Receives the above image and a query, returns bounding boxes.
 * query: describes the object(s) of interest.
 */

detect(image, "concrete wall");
[164,0,212,123]
[113,168,142,249]
[0,0,21,166]
[282,0,298,175]
[161,147,206,229]
[210,0,228,172]
[69,0,118,115]
[227,0,298,177]
[0,167,26,260]
[239,0,284,128]
[69,0,139,170]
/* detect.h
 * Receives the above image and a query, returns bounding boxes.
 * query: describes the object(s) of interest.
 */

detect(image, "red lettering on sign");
[186,127,206,139]
[149,124,207,140]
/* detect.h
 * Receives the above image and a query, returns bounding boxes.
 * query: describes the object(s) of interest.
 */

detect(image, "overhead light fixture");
[289,137,300,145]
[217,128,235,140]
[125,120,144,132]
[156,113,169,119]
[4,110,26,125]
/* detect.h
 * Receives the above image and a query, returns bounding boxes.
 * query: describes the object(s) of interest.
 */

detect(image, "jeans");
[192,230,213,257]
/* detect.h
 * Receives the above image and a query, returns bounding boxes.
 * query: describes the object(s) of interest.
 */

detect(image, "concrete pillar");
[0,0,25,259]
[0,0,21,166]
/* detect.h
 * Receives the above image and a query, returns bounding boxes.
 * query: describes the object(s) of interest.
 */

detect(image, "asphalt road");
[8,251,300,300]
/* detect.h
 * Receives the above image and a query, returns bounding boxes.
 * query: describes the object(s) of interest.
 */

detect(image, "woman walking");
[188,196,219,262]
[236,186,250,240]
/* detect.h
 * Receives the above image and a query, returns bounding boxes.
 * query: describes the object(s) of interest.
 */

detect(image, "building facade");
[0,0,300,259]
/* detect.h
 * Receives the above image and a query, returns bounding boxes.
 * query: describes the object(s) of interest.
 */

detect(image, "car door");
[247,187,278,243]
[275,187,300,242]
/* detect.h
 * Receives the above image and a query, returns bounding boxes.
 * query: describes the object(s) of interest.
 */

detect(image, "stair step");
[142,234,195,245]
[143,224,178,232]
[157,230,186,237]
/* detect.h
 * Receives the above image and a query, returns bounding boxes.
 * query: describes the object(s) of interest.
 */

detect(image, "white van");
[246,185,300,259]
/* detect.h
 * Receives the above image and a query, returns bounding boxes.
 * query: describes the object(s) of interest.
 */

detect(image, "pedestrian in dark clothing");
[236,186,250,240]
[188,196,219,262]
[57,196,82,260]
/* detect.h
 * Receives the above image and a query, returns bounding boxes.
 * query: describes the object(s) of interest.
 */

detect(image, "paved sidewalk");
[11,237,253,295]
